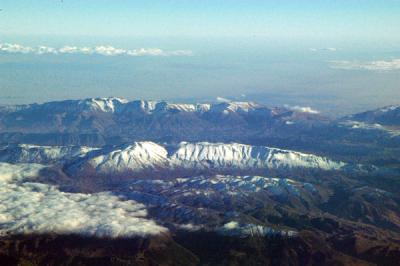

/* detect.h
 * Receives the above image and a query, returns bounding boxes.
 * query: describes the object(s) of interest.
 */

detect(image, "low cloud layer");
[330,59,400,71]
[0,43,193,57]
[0,163,167,237]
[0,162,45,182]
[285,105,320,114]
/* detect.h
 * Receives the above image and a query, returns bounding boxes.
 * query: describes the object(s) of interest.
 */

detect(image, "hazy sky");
[1,0,400,42]
[1,0,400,115]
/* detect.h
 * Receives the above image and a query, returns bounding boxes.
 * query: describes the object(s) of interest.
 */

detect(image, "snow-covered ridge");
[0,97,271,115]
[341,104,400,135]
[86,142,169,174]
[70,141,346,175]
[0,144,99,164]
[37,97,128,113]
[344,104,400,126]
[171,142,345,170]
[120,101,212,114]
[208,101,262,114]
[349,105,400,117]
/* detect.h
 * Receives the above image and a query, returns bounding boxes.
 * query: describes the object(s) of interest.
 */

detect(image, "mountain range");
[0,98,399,265]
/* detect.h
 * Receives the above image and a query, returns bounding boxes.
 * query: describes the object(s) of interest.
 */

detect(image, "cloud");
[0,162,44,182]
[0,43,34,54]
[58,46,92,54]
[0,43,193,57]
[330,59,400,71]
[0,163,167,237]
[285,105,320,114]
[94,45,127,56]
[216,96,232,103]
[309,47,337,52]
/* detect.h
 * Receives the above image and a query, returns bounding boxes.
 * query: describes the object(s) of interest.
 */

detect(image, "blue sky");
[0,1,400,115]
[1,0,400,44]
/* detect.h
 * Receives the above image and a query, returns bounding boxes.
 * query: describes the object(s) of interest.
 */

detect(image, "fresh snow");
[72,141,346,175]
[171,142,345,170]
[219,221,297,237]
[87,142,169,174]
[0,97,272,116]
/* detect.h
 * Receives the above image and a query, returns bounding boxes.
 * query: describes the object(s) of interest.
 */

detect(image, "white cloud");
[0,162,44,182]
[0,43,193,57]
[309,47,337,52]
[165,50,193,56]
[330,59,400,71]
[285,105,320,114]
[216,96,232,103]
[0,163,167,237]
[36,46,58,55]
[94,45,126,56]
[127,48,163,56]
[127,48,193,56]
[0,43,34,54]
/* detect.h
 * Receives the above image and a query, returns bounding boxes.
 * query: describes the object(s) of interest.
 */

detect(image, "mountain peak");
[81,97,128,113]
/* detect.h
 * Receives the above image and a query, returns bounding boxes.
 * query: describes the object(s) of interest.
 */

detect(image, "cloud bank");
[0,43,193,57]
[330,59,400,71]
[285,105,320,114]
[309,47,337,52]
[0,162,44,182]
[0,163,167,237]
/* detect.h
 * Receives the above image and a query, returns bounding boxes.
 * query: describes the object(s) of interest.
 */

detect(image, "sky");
[1,0,400,115]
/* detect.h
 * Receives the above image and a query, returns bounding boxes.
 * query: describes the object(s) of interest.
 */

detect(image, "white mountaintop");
[83,97,128,112]
[87,142,169,174]
[209,101,261,114]
[1,97,271,116]
[171,142,345,170]
[71,141,346,175]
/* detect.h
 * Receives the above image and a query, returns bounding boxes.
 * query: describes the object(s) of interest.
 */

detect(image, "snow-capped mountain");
[345,105,400,126]
[69,141,346,176]
[33,97,128,113]
[0,141,347,175]
[0,97,267,117]
[81,142,170,174]
[0,97,397,172]
[0,97,336,153]
[0,144,98,164]
[170,142,345,171]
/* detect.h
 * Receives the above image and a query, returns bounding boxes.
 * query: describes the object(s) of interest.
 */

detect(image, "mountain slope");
[0,144,97,164]
[0,97,325,143]
[68,141,347,176]
[346,105,400,126]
